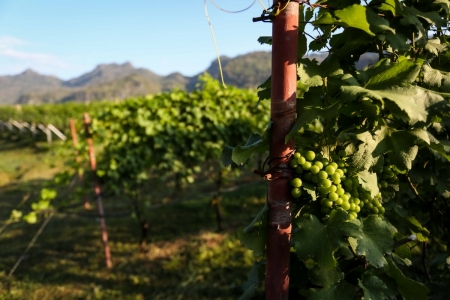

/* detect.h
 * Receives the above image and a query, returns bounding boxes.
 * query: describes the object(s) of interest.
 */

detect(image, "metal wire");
[208,0,256,13]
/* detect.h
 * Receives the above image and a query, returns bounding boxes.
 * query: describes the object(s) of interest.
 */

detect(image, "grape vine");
[226,0,450,299]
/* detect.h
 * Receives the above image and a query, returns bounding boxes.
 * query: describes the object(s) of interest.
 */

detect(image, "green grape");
[320,198,333,207]
[321,158,330,165]
[350,203,356,211]
[314,161,324,169]
[336,169,344,177]
[335,198,343,205]
[319,179,332,188]
[333,178,341,184]
[331,172,341,182]
[289,159,298,168]
[311,174,320,183]
[291,188,302,198]
[349,212,358,220]
[297,156,306,165]
[295,166,304,174]
[351,177,359,185]
[328,192,339,201]
[361,192,371,200]
[310,165,320,174]
[378,206,385,214]
[318,170,328,180]
[336,187,345,196]
[302,161,312,170]
[325,165,336,175]
[329,185,337,193]
[293,152,301,159]
[305,150,316,161]
[351,191,359,198]
[338,150,346,158]
[371,207,379,214]
[341,202,351,210]
[343,178,353,188]
[337,160,345,168]
[354,205,361,213]
[330,162,338,169]
[380,181,388,188]
[359,201,365,207]
[291,178,303,188]
[366,202,374,209]
[321,207,331,214]
[353,198,361,205]
[304,173,312,181]
[341,194,350,202]
[318,187,329,196]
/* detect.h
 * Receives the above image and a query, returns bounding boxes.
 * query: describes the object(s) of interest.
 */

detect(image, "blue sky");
[0,0,274,79]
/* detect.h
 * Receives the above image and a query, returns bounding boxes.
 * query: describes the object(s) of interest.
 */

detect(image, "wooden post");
[84,113,112,268]
[70,118,91,210]
[265,1,299,299]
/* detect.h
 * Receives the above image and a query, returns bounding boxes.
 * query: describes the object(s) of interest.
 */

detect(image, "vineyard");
[2,0,450,299]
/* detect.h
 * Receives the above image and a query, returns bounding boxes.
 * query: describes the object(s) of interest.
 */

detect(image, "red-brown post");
[70,118,91,210]
[83,113,112,268]
[265,1,298,299]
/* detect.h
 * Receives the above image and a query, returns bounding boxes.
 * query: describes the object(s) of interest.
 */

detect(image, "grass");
[0,139,267,299]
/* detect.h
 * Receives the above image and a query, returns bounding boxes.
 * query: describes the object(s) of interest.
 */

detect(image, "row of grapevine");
[13,75,270,263]
[0,102,111,133]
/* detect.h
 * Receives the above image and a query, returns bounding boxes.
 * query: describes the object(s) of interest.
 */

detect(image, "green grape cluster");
[289,149,385,220]
[378,157,399,189]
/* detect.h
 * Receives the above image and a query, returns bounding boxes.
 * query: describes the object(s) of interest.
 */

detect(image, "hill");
[0,51,272,105]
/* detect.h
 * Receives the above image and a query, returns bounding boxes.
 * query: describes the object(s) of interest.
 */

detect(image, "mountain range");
[0,50,378,105]
[0,51,273,105]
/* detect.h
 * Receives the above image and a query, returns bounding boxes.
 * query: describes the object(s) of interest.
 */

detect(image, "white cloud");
[0,49,67,67]
[0,35,28,49]
[0,35,67,69]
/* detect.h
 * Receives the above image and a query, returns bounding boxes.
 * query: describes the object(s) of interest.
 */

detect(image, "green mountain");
[0,51,271,105]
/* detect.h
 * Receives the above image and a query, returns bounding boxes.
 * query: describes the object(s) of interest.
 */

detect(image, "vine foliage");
[226,0,450,299]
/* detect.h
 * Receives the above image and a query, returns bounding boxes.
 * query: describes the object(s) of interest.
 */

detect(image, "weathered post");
[265,1,299,299]
[83,113,112,268]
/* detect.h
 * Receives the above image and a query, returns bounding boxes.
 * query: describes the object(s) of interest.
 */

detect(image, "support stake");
[84,113,112,268]
[265,1,299,299]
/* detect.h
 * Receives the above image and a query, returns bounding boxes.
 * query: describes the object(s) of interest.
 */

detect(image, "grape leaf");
[357,170,380,198]
[335,5,375,36]
[373,0,403,16]
[340,86,428,124]
[358,273,389,300]
[350,215,396,268]
[238,204,268,257]
[372,126,426,170]
[385,258,429,300]
[309,267,344,287]
[238,261,265,300]
[293,209,360,269]
[231,133,269,165]
[363,59,421,90]
[306,280,355,300]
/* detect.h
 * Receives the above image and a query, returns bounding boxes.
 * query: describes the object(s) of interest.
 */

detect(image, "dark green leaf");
[358,273,389,300]
[293,209,360,268]
[385,258,429,300]
[351,215,396,268]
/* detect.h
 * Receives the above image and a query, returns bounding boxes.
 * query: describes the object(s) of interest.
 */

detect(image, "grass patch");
[0,141,267,299]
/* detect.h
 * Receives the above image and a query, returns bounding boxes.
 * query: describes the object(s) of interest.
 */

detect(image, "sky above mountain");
[0,0,278,80]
